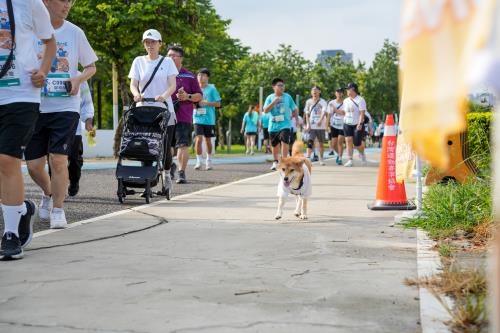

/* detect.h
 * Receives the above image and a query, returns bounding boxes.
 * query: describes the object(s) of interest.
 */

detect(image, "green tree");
[310,54,359,100]
[364,39,399,121]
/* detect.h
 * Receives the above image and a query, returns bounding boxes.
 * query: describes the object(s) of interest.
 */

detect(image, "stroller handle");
[142,98,156,102]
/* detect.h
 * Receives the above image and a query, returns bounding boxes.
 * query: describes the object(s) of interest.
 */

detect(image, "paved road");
[0,157,420,333]
[1,162,272,233]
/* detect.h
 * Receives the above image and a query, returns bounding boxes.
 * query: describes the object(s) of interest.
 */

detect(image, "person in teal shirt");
[260,111,271,154]
[194,68,221,170]
[263,78,298,170]
[240,106,259,155]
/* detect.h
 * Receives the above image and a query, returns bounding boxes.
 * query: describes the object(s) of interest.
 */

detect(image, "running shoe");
[19,200,36,248]
[39,195,52,220]
[0,232,23,260]
[194,162,201,170]
[206,160,213,170]
[50,208,67,229]
[336,156,340,164]
[271,161,278,171]
[361,153,367,165]
[319,160,325,166]
[344,159,354,167]
[337,159,343,166]
[176,170,187,184]
[329,151,335,156]
[312,155,319,162]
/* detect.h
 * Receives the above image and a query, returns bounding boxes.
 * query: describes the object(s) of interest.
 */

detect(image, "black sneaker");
[170,163,177,180]
[0,232,23,260]
[19,200,36,248]
[312,155,319,162]
[68,182,79,197]
[328,151,335,156]
[176,170,186,184]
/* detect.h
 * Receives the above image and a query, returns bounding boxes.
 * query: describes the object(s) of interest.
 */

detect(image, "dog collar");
[291,178,304,191]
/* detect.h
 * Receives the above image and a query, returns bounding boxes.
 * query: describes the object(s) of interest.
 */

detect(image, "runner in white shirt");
[25,0,97,229]
[326,88,346,165]
[0,0,56,260]
[303,86,328,165]
[338,83,367,167]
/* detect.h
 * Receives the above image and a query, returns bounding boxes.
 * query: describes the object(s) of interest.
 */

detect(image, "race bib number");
[273,115,285,122]
[0,55,20,87]
[196,108,207,115]
[333,117,343,127]
[43,73,71,97]
[311,114,321,125]
[344,112,355,125]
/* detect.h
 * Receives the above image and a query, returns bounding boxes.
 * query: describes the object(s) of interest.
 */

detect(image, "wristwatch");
[188,94,192,100]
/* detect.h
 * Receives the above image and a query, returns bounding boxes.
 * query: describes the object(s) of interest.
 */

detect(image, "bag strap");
[139,56,165,95]
[0,0,16,80]
[349,98,359,109]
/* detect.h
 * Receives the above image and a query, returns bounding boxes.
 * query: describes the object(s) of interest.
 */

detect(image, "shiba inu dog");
[275,141,312,220]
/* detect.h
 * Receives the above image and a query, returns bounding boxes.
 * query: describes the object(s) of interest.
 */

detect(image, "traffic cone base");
[368,200,416,211]
[369,114,415,211]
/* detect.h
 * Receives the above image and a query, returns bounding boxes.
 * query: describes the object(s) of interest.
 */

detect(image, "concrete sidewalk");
[0,159,420,333]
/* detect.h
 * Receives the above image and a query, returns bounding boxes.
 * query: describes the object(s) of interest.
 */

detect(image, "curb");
[417,229,453,333]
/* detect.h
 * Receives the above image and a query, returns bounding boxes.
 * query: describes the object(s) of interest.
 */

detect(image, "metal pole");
[227,119,232,153]
[112,63,119,130]
[415,156,423,212]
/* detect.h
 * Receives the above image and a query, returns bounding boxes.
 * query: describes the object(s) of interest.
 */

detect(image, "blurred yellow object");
[400,0,478,170]
[86,128,96,147]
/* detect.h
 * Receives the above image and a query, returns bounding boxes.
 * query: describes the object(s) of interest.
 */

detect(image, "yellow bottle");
[86,128,96,147]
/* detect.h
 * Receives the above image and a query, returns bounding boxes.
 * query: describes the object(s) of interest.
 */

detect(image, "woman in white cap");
[128,29,179,187]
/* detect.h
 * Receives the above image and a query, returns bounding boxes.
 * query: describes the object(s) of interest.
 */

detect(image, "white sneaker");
[344,159,354,167]
[206,160,213,170]
[245,150,249,155]
[50,208,67,229]
[250,150,254,155]
[194,162,201,170]
[319,160,325,166]
[271,161,278,171]
[360,153,367,165]
[39,195,52,220]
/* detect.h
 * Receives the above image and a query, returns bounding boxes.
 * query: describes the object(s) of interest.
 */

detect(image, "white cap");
[142,29,162,42]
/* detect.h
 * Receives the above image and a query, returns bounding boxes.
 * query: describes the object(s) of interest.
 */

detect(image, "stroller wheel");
[165,188,170,200]
[118,194,124,204]
[117,179,125,204]
[145,180,151,204]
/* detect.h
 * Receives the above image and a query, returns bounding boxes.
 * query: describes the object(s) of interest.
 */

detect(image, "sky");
[211,0,401,65]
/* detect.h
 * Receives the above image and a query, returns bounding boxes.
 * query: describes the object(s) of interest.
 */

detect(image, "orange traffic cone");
[368,114,415,211]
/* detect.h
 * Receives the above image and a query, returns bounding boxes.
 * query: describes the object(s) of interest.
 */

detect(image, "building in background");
[316,49,353,67]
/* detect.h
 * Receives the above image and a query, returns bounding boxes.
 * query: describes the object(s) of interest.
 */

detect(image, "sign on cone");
[368,115,415,211]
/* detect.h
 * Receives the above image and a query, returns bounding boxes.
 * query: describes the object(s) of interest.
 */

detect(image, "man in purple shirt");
[167,45,202,184]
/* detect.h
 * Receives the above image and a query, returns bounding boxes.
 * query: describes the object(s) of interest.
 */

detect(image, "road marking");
[33,170,278,239]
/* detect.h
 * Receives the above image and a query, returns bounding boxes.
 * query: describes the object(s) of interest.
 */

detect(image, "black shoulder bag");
[139,56,165,96]
[0,0,16,80]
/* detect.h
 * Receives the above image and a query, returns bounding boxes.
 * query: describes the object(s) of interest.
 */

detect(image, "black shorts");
[194,124,215,138]
[174,122,192,148]
[0,103,40,159]
[343,124,364,147]
[245,132,257,136]
[25,111,80,160]
[269,128,291,147]
[263,128,270,140]
[329,127,345,139]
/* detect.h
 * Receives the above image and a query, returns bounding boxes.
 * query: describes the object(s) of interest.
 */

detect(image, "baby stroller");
[116,98,171,204]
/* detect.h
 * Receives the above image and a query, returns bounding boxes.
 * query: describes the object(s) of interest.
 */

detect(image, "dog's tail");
[292,140,305,157]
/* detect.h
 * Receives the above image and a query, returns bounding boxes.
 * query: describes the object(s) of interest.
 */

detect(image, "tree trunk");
[217,109,225,149]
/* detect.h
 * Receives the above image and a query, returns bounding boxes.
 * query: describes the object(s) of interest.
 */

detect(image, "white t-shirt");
[304,98,328,130]
[291,115,303,132]
[277,163,312,198]
[128,55,179,125]
[328,99,345,130]
[36,20,98,113]
[343,95,367,126]
[0,0,54,105]
[76,80,94,136]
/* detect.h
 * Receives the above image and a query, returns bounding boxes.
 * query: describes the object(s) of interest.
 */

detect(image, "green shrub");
[404,179,492,238]
[467,112,492,173]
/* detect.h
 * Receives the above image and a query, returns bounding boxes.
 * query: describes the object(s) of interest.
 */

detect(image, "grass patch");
[405,264,489,333]
[403,179,492,239]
